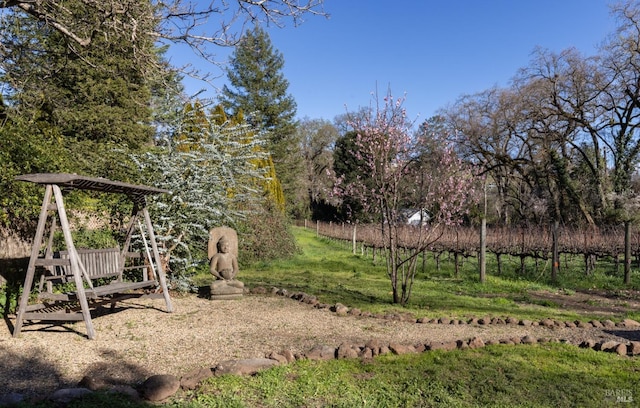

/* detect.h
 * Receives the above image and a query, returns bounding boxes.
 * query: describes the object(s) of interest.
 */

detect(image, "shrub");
[237,208,299,264]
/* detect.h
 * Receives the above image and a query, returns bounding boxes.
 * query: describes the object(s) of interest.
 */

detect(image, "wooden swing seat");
[36,247,157,300]
[12,173,174,340]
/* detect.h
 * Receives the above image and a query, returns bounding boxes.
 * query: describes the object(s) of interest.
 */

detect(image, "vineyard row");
[299,220,640,270]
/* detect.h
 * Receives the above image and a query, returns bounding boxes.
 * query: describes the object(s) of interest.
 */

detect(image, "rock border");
[5,287,640,406]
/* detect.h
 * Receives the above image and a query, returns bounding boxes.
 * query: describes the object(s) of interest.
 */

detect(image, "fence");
[299,220,639,275]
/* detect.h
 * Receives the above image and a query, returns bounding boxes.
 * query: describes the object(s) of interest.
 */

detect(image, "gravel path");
[1,293,637,399]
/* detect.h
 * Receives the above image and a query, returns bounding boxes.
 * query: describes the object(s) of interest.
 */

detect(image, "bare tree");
[443,88,534,226]
[0,0,326,82]
[297,118,339,218]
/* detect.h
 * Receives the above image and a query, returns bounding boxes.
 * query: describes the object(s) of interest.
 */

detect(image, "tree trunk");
[624,220,631,285]
[551,220,559,283]
[352,224,357,255]
[454,252,460,279]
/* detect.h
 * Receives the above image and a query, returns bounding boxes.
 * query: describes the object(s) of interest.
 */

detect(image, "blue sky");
[172,1,617,123]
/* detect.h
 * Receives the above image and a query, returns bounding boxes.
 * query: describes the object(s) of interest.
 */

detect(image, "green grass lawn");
[171,343,639,408]
[41,343,640,408]
[231,226,640,322]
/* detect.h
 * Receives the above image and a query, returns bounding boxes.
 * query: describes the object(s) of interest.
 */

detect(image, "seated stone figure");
[209,234,244,299]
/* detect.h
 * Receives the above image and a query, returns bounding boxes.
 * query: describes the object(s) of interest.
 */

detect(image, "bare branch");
[1,1,327,52]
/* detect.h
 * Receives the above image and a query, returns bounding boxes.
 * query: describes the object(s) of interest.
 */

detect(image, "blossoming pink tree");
[336,91,479,305]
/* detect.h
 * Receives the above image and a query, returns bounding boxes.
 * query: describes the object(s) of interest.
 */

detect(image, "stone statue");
[208,228,243,299]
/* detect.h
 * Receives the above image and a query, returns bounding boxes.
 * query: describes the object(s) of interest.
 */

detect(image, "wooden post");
[479,217,486,284]
[352,224,357,255]
[52,185,96,339]
[143,207,174,312]
[120,208,139,276]
[13,185,53,337]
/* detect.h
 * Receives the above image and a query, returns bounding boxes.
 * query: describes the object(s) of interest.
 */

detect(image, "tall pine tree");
[219,25,303,216]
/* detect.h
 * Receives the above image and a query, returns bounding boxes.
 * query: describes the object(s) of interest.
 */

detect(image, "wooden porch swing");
[12,173,174,339]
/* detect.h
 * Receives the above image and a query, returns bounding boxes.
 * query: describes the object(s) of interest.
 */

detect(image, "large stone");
[359,348,374,359]
[141,374,180,402]
[468,337,485,349]
[615,343,628,356]
[214,358,279,376]
[250,286,268,294]
[331,303,349,315]
[280,349,296,363]
[348,308,362,316]
[597,341,619,352]
[180,368,213,390]
[505,317,519,325]
[365,339,382,354]
[337,343,360,359]
[457,339,470,349]
[0,393,25,406]
[389,343,416,355]
[305,345,337,360]
[428,341,457,351]
[540,319,555,328]
[628,341,640,355]
[601,320,616,328]
[108,385,140,400]
[268,352,289,364]
[622,319,640,328]
[50,388,93,405]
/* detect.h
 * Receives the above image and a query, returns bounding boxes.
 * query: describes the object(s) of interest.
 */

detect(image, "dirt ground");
[528,288,640,316]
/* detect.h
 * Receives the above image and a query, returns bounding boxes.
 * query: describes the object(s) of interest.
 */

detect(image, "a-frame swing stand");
[12,173,174,340]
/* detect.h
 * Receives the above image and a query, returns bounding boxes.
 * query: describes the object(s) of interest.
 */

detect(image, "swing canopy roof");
[16,173,168,204]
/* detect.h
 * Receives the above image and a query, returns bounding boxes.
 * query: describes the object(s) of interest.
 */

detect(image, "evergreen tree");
[219,25,302,216]
[333,131,370,221]
[1,4,156,150]
[0,1,171,231]
[0,0,161,188]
